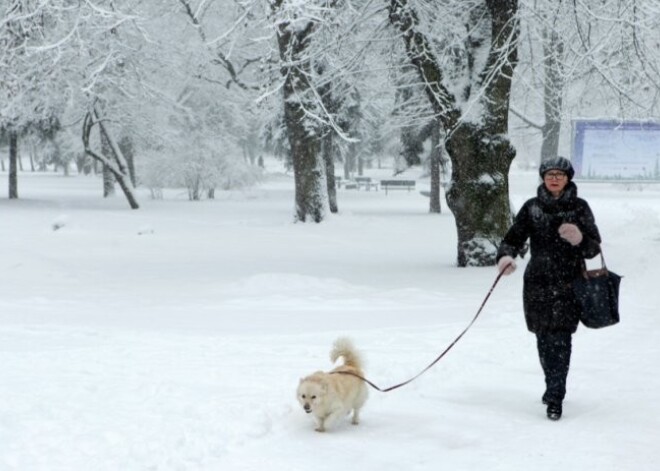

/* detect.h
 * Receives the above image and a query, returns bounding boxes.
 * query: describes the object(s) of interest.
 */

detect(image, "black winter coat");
[497,182,601,334]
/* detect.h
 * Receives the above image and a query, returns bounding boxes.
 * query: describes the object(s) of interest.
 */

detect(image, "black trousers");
[536,332,573,404]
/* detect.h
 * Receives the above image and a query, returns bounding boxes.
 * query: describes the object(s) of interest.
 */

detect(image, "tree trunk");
[390,0,519,266]
[119,135,137,187]
[285,103,326,221]
[540,120,561,163]
[101,131,116,197]
[275,11,327,222]
[343,154,352,180]
[29,141,36,171]
[540,29,564,163]
[429,122,442,214]
[52,140,68,176]
[82,111,139,209]
[99,122,139,209]
[400,124,424,167]
[323,132,338,213]
[187,176,201,200]
[445,124,515,266]
[316,63,341,214]
[8,131,18,199]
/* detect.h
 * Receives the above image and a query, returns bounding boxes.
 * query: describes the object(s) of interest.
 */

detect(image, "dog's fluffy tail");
[330,337,364,370]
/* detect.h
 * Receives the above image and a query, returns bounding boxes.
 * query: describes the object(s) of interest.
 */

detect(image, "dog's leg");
[351,408,360,425]
[319,407,346,431]
[315,418,326,433]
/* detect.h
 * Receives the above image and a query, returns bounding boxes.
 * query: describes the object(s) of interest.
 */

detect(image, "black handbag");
[572,250,622,328]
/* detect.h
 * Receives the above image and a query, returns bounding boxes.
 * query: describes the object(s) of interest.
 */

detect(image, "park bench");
[354,176,379,191]
[335,176,357,189]
[380,179,416,195]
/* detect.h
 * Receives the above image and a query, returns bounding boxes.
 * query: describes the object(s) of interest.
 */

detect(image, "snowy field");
[1,166,659,470]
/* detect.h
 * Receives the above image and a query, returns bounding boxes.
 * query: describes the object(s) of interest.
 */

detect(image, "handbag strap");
[580,246,607,278]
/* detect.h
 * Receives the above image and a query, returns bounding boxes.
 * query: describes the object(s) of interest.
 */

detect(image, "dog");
[296,337,369,432]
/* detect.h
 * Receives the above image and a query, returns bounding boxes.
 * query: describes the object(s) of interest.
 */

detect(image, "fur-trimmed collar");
[536,181,578,213]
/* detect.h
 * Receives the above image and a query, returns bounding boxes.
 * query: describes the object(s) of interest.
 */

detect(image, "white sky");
[1,163,659,470]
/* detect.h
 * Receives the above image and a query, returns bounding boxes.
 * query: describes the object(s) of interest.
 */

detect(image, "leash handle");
[334,270,506,392]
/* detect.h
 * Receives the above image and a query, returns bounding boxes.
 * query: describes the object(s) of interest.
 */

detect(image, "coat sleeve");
[497,201,531,261]
[577,200,602,259]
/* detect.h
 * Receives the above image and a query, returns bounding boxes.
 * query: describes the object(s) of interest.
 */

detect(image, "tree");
[270,1,328,222]
[511,0,660,167]
[427,120,446,214]
[0,0,67,198]
[82,107,139,209]
[389,0,519,266]
[171,0,269,199]
[0,1,157,206]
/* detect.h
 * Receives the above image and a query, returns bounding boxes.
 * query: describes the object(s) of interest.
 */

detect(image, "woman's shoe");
[546,403,562,421]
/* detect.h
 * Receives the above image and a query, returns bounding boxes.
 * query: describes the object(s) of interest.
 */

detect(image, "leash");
[333,269,507,392]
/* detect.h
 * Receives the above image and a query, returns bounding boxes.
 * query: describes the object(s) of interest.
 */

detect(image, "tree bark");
[101,131,116,197]
[119,135,137,187]
[316,64,340,214]
[322,132,339,213]
[8,131,18,199]
[429,122,442,214]
[445,124,515,266]
[390,0,519,266]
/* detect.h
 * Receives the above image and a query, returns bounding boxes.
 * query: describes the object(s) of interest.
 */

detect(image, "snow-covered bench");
[354,177,379,191]
[380,180,416,195]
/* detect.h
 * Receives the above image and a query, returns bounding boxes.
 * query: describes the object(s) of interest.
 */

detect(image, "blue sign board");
[571,119,660,180]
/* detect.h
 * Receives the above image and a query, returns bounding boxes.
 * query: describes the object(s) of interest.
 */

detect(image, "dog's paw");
[315,426,326,432]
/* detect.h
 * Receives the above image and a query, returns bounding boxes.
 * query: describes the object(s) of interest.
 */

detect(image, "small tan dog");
[296,337,368,432]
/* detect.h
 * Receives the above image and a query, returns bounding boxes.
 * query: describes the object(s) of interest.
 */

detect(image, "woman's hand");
[558,223,583,246]
[497,256,516,275]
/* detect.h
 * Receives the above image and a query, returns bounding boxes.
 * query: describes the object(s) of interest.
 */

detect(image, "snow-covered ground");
[1,166,659,470]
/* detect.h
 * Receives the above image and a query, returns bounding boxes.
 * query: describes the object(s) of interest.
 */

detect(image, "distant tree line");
[1,0,659,265]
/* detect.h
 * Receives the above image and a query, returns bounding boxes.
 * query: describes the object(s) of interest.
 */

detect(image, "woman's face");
[543,170,569,197]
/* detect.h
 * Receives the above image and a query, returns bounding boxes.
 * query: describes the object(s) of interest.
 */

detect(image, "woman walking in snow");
[496,157,602,421]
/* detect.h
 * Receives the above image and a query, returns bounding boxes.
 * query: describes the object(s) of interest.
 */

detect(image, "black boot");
[546,402,562,421]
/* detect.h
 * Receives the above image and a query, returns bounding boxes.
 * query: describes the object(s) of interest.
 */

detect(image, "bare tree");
[512,0,660,166]
[82,107,139,209]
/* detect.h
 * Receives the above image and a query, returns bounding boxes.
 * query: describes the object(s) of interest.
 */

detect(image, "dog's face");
[297,377,327,414]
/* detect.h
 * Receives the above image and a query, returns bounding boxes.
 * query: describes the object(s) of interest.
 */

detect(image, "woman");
[496,157,601,421]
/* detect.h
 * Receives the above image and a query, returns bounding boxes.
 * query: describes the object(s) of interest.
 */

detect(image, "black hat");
[539,157,575,180]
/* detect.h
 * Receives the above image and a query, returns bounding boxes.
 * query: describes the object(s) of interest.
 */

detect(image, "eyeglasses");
[544,172,567,180]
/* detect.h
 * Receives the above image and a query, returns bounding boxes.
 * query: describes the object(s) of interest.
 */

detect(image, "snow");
[1,166,659,470]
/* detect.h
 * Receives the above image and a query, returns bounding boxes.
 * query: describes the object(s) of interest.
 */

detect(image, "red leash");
[333,269,506,392]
